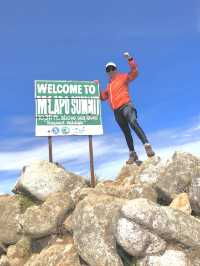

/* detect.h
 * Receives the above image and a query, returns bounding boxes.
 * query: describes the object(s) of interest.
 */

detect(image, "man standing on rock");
[100,52,155,164]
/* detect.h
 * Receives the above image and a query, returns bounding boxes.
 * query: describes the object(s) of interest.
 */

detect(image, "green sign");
[35,80,103,136]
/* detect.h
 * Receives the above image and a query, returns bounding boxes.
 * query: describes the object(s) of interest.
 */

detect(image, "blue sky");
[1,0,200,194]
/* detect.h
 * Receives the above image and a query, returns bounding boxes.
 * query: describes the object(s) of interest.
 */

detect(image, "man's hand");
[123,52,132,60]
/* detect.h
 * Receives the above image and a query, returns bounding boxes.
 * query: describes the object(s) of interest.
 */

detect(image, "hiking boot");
[144,143,155,157]
[126,151,139,164]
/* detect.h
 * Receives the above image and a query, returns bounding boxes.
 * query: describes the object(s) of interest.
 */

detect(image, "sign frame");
[35,80,103,137]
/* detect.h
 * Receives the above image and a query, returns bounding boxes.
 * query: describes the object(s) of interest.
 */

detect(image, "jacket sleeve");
[127,58,138,82]
[100,86,109,101]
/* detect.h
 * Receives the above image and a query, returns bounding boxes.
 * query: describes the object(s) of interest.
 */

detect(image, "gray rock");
[95,182,157,202]
[137,248,191,266]
[116,218,166,257]
[12,160,87,203]
[121,198,200,248]
[76,187,96,202]
[117,156,162,186]
[119,152,200,204]
[154,151,200,202]
[18,192,73,239]
[127,183,157,202]
[25,234,81,266]
[72,193,126,266]
[0,195,23,245]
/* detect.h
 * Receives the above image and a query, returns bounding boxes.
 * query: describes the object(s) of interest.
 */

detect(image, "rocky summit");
[0,151,200,266]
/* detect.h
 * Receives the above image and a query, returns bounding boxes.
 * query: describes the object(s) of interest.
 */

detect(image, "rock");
[121,198,200,248]
[116,218,166,257]
[63,214,74,234]
[187,248,200,266]
[0,256,9,266]
[137,247,191,266]
[169,193,192,215]
[116,163,140,183]
[134,156,163,185]
[0,195,24,245]
[72,193,126,266]
[18,192,73,239]
[25,234,81,266]
[155,151,200,203]
[7,236,31,266]
[189,165,200,215]
[76,187,96,202]
[126,183,157,202]
[12,160,87,203]
[117,152,200,204]
[116,156,161,186]
[95,182,157,202]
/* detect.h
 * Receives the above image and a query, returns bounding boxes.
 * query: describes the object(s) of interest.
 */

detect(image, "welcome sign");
[35,80,103,136]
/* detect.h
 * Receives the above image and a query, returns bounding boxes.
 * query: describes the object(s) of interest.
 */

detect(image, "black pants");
[114,102,148,151]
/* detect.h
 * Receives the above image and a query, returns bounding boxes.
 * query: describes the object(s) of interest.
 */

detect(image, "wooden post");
[88,135,96,187]
[48,136,53,163]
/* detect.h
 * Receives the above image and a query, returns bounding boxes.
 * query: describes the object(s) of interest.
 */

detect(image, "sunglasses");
[106,66,117,73]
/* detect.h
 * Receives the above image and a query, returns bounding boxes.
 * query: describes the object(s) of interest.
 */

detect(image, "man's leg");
[123,103,155,157]
[114,110,139,164]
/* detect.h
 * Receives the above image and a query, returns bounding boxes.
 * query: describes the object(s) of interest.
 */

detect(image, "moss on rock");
[15,194,37,213]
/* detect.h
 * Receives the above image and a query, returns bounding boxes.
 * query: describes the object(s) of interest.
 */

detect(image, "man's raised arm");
[124,52,138,82]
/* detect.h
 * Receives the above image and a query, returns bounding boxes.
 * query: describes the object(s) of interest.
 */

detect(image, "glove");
[123,52,132,60]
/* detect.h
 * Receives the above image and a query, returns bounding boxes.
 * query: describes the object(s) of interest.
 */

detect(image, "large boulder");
[137,246,191,266]
[72,193,126,266]
[121,198,200,248]
[25,234,81,266]
[138,245,200,265]
[18,192,73,239]
[12,160,87,203]
[117,152,200,204]
[116,218,166,257]
[116,156,162,186]
[0,195,25,246]
[95,181,157,202]
[154,151,200,202]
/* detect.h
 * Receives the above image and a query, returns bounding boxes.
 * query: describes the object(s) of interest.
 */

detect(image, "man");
[100,52,155,164]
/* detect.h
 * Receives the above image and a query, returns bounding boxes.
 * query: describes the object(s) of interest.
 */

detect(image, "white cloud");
[0,114,200,195]
[1,121,200,175]
[189,124,200,133]
[0,135,125,171]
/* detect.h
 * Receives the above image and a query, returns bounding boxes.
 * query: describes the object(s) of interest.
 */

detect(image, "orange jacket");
[100,59,138,110]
